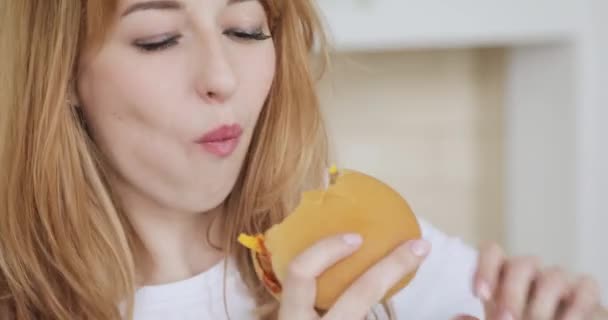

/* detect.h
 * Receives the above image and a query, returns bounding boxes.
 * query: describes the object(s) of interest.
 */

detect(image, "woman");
[0,1,604,319]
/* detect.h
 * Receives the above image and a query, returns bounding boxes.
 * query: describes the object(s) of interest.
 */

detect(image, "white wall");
[316,0,579,50]
[576,0,608,304]
[504,45,578,269]
[504,33,608,302]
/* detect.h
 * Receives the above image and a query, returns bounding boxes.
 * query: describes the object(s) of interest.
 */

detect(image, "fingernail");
[408,240,430,257]
[476,281,492,301]
[500,310,514,320]
[343,234,363,246]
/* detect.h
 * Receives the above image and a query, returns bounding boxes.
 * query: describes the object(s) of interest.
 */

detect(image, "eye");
[133,34,182,52]
[224,28,271,41]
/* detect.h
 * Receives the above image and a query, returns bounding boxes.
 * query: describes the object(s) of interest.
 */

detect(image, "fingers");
[474,243,505,302]
[475,242,605,320]
[525,267,570,320]
[497,256,540,319]
[559,275,601,320]
[475,243,506,319]
[279,233,364,320]
[323,240,431,320]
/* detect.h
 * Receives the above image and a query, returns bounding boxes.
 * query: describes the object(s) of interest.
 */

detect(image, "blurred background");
[314,0,608,304]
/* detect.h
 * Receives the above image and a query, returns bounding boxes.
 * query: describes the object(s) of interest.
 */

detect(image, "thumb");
[451,315,480,320]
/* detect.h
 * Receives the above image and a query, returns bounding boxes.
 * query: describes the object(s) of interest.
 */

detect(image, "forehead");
[109,0,282,35]
[115,0,270,14]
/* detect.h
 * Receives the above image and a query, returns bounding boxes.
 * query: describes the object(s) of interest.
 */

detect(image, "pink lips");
[196,124,243,157]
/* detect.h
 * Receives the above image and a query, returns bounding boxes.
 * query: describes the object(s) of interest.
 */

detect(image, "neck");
[118,185,225,287]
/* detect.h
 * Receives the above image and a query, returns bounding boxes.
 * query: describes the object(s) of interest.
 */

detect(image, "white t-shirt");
[131,219,484,319]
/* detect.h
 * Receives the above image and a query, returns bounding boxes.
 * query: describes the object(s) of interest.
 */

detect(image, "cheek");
[79,55,180,132]
[233,44,276,119]
[77,43,193,153]
[76,46,193,190]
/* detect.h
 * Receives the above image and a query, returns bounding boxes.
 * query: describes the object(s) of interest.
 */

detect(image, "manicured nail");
[343,234,363,246]
[408,240,430,257]
[500,310,514,320]
[476,280,492,301]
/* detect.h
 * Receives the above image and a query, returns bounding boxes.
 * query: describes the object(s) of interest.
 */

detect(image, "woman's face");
[77,0,276,213]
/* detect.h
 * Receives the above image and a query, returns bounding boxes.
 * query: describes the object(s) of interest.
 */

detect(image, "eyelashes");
[134,28,271,53]
[134,35,183,52]
[223,29,271,41]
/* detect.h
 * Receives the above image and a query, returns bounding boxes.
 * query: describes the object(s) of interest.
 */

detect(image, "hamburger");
[238,165,422,310]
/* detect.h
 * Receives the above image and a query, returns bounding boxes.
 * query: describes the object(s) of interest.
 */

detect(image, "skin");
[470,244,606,320]
[77,0,276,284]
[74,0,605,318]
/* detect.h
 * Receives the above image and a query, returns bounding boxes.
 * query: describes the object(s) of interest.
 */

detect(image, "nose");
[194,35,238,104]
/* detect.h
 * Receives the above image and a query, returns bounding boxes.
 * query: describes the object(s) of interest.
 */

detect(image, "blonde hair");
[0,1,393,319]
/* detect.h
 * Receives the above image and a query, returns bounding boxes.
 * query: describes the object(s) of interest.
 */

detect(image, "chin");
[180,180,238,214]
[171,157,245,213]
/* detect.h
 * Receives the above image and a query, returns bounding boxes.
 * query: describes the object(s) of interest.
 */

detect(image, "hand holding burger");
[239,166,429,319]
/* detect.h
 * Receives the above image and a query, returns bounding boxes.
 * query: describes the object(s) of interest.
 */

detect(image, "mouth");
[196,124,243,157]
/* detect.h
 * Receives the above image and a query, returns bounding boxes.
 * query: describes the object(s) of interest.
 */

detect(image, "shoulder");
[389,218,484,319]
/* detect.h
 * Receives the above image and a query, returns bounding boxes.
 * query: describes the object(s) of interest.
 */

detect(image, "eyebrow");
[122,1,182,17]
[122,0,255,17]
